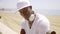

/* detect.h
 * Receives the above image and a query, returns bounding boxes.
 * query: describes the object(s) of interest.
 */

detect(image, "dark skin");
[19,6,34,34]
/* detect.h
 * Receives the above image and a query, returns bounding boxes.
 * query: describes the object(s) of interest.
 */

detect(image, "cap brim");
[17,5,31,11]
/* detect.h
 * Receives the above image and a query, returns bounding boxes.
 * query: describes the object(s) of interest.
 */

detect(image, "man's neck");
[28,20,34,29]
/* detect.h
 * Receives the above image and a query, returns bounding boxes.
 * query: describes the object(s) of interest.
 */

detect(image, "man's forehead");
[19,6,29,11]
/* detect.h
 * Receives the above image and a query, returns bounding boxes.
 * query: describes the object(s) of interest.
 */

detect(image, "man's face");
[19,6,32,20]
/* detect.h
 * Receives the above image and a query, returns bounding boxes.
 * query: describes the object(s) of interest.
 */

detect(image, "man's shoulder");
[36,13,46,19]
[36,13,49,22]
[21,19,27,29]
[36,13,50,28]
[21,19,28,26]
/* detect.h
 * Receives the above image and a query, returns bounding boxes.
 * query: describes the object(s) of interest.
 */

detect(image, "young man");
[17,0,50,34]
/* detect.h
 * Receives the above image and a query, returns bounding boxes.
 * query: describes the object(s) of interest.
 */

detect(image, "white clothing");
[21,13,50,34]
[17,0,31,10]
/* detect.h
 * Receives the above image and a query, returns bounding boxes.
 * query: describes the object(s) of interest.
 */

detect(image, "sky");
[0,0,60,15]
[0,0,17,9]
[30,0,60,10]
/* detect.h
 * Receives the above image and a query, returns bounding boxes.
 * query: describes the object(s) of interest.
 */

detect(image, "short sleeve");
[38,15,50,34]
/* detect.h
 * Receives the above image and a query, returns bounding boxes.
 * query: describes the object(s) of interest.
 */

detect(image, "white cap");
[17,0,31,10]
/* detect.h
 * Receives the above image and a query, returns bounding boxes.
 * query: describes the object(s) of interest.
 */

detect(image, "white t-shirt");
[21,13,50,34]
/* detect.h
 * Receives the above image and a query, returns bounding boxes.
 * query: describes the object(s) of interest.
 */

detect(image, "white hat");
[17,0,31,10]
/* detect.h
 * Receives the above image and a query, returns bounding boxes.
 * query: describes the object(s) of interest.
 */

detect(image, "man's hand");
[20,29,26,34]
[46,31,56,34]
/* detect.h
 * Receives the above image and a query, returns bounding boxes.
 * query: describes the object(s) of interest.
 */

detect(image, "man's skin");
[19,6,34,34]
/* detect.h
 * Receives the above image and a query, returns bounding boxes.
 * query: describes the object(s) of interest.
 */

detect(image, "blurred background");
[0,0,60,34]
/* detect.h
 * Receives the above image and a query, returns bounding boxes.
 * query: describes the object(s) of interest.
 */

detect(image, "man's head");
[17,0,34,20]
[19,6,33,20]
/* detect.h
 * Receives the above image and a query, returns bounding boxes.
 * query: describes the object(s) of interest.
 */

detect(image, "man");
[17,0,50,34]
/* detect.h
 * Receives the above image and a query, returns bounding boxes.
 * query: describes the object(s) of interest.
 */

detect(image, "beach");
[0,12,60,34]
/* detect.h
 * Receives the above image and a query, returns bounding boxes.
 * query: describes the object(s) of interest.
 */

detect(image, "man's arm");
[20,29,26,34]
